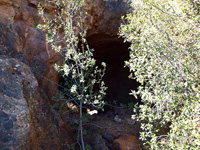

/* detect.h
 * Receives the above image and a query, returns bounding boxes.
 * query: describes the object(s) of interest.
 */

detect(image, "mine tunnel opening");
[87,34,141,110]
[57,34,141,113]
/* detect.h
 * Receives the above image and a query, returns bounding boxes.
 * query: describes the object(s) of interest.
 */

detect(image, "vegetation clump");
[120,0,200,149]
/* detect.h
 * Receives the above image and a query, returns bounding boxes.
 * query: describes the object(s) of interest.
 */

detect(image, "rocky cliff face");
[0,1,71,149]
[0,0,135,149]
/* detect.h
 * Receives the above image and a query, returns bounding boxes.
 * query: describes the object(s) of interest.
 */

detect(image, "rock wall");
[84,0,133,37]
[0,0,70,149]
[0,0,134,149]
[0,0,134,100]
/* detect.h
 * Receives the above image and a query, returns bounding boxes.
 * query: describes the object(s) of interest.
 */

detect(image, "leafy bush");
[119,0,200,149]
[37,0,107,149]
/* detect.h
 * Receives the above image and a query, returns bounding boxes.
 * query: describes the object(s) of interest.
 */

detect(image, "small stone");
[125,118,136,125]
[102,134,114,143]
[112,134,142,150]
[114,115,122,122]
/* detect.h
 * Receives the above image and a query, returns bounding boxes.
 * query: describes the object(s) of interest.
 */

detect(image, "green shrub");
[37,0,107,149]
[119,0,200,149]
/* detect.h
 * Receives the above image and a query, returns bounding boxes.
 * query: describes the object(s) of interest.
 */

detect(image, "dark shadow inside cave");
[58,34,141,112]
[87,34,141,106]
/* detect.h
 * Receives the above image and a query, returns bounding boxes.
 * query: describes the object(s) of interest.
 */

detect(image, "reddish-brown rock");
[0,0,61,100]
[0,0,134,99]
[0,0,135,149]
[112,134,142,150]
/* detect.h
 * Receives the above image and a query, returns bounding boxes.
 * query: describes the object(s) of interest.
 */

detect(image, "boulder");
[0,56,71,150]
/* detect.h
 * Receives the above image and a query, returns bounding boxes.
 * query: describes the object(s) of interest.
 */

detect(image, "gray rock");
[0,56,70,150]
[114,115,135,125]
[84,0,134,37]
[102,134,114,143]
[0,56,30,150]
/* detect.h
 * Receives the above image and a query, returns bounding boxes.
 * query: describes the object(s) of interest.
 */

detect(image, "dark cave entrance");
[87,34,141,106]
[58,34,141,111]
